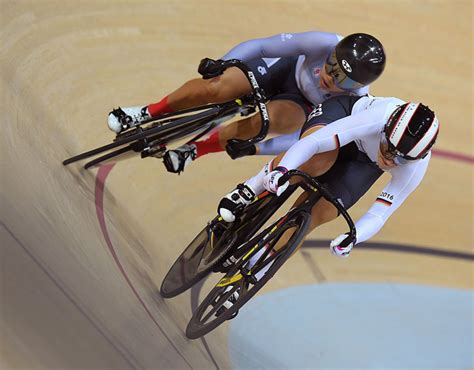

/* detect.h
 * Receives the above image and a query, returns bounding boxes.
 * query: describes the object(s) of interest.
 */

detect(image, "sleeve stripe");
[376,198,392,206]
[334,134,340,149]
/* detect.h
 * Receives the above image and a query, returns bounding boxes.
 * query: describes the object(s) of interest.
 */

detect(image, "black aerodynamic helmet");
[325,33,386,90]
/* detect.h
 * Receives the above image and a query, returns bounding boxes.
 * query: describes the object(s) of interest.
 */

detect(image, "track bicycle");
[160,170,356,339]
[62,59,270,169]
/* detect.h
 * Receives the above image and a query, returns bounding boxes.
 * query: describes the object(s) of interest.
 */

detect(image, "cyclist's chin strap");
[198,58,225,79]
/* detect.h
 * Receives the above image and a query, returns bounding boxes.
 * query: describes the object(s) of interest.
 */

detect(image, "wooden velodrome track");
[1,1,472,369]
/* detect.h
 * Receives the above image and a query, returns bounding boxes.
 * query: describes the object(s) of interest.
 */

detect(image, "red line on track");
[95,164,161,324]
[432,149,473,164]
[94,164,191,368]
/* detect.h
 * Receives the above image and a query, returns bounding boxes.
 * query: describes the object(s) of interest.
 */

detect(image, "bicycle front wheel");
[185,210,311,339]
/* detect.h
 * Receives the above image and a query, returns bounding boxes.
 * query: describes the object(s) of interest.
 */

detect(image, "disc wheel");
[160,193,274,298]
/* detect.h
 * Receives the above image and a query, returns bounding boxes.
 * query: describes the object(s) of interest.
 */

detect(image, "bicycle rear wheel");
[160,218,235,298]
[185,210,310,339]
[160,193,275,298]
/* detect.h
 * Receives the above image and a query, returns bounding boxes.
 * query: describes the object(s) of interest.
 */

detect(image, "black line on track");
[1,222,140,370]
[191,280,221,370]
[300,250,327,282]
[302,240,474,261]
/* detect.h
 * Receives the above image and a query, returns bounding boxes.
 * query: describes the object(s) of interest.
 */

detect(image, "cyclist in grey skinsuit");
[107,31,385,173]
[221,32,369,157]
[223,32,368,105]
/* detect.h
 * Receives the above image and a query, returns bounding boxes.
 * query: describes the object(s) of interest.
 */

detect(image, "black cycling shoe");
[225,141,257,159]
[162,144,197,174]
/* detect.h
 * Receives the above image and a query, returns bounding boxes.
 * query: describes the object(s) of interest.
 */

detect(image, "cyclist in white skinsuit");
[107,32,386,173]
[218,95,440,257]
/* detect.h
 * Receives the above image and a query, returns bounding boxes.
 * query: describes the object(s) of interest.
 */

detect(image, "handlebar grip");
[338,233,355,248]
[278,171,291,186]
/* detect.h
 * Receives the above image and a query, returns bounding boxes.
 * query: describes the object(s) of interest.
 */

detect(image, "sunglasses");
[324,51,364,91]
[380,136,414,166]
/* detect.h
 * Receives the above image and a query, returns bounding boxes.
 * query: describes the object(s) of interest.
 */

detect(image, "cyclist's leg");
[252,92,313,156]
[178,57,304,157]
[156,66,252,113]
[218,98,306,145]
[211,90,313,157]
[180,98,306,163]
[162,58,298,172]
[152,56,295,119]
[108,66,252,133]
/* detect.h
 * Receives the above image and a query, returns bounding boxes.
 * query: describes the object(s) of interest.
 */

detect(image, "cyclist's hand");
[263,166,288,196]
[330,233,355,258]
[198,58,225,79]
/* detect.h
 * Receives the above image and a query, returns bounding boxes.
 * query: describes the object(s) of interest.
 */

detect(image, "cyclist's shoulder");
[277,30,339,47]
[353,95,406,117]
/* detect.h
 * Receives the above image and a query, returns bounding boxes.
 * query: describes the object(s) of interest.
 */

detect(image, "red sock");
[194,131,224,158]
[147,96,174,117]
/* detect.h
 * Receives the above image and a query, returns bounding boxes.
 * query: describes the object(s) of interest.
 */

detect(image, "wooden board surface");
[1,1,472,368]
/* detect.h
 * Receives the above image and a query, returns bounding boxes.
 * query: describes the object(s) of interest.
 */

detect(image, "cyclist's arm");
[279,107,384,170]
[256,131,301,155]
[353,156,430,244]
[221,31,339,62]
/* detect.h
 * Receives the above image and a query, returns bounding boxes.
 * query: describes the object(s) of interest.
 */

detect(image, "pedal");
[225,140,256,159]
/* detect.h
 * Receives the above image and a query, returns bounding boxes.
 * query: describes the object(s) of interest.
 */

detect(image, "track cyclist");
[107,31,386,173]
[218,95,439,272]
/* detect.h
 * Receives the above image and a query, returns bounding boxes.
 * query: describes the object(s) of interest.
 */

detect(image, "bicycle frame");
[216,170,356,285]
[185,170,358,338]
[62,58,270,168]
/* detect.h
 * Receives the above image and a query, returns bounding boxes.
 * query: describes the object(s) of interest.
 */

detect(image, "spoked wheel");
[185,210,311,339]
[160,193,275,298]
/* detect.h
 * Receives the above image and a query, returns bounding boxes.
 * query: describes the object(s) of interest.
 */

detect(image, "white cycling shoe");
[214,286,240,319]
[218,183,256,223]
[107,106,151,133]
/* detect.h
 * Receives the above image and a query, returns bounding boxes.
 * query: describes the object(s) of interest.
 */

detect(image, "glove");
[330,233,355,258]
[263,166,289,196]
[198,58,225,79]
